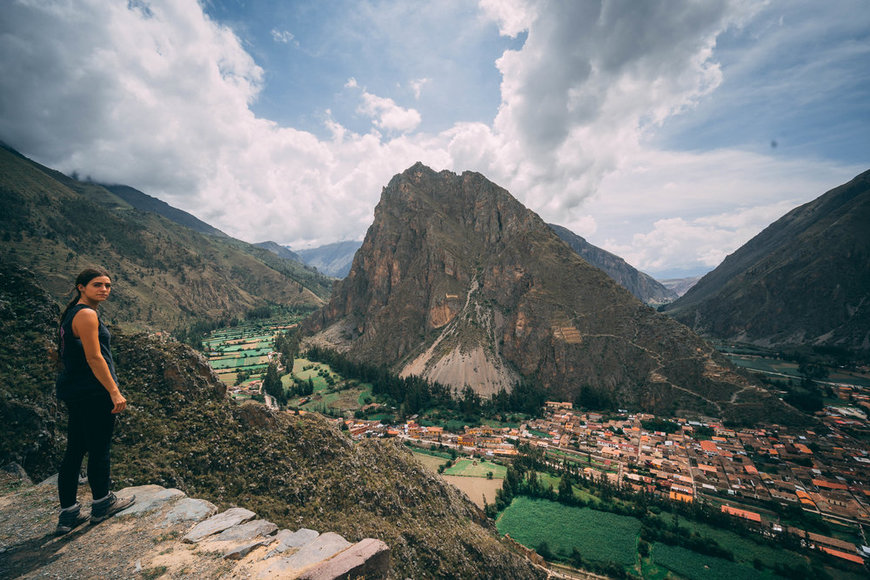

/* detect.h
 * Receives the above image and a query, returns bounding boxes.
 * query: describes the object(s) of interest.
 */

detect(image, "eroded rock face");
[305,163,805,424]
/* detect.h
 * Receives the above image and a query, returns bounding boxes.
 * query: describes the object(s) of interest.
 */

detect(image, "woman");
[55,267,134,535]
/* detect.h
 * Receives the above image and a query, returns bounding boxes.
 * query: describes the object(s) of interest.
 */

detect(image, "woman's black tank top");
[56,304,118,401]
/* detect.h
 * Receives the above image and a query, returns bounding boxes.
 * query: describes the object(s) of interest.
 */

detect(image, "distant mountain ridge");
[548,223,677,305]
[254,240,304,263]
[305,163,803,424]
[659,276,702,298]
[295,241,363,278]
[665,169,870,354]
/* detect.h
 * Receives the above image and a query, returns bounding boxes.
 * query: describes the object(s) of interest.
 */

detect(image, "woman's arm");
[72,308,127,414]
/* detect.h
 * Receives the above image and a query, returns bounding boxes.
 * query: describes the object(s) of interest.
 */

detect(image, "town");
[343,400,870,567]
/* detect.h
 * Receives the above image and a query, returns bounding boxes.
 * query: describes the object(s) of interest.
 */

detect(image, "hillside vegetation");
[0,144,331,333]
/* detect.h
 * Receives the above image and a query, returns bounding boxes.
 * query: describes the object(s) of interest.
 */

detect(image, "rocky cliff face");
[549,223,677,305]
[665,169,870,355]
[306,164,802,424]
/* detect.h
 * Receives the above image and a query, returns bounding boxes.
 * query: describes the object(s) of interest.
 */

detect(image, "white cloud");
[587,148,863,275]
[0,0,865,275]
[483,0,751,215]
[410,78,429,100]
[478,0,536,38]
[357,91,422,133]
[270,29,296,45]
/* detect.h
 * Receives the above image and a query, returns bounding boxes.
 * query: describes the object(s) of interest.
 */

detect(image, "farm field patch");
[650,543,770,580]
[412,452,503,509]
[202,318,299,390]
[443,458,506,479]
[496,497,639,566]
[412,451,448,472]
[442,475,503,509]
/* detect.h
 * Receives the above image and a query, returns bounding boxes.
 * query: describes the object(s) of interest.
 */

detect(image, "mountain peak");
[305,166,803,424]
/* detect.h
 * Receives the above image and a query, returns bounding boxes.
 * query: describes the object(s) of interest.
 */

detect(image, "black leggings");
[58,394,115,508]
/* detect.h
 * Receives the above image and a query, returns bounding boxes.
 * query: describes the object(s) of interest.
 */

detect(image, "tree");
[262,363,286,406]
[558,474,574,503]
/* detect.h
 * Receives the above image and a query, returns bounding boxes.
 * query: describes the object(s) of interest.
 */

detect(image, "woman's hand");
[110,390,127,414]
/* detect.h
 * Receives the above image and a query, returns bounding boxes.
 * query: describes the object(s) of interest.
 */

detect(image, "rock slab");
[259,532,352,578]
[183,507,256,543]
[299,538,391,580]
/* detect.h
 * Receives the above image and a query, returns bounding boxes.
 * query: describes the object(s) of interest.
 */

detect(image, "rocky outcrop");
[0,477,389,579]
[305,163,804,424]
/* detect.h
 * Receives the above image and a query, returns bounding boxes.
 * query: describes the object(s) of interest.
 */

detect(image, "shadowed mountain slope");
[0,144,331,332]
[549,223,677,305]
[305,163,803,424]
[665,169,870,355]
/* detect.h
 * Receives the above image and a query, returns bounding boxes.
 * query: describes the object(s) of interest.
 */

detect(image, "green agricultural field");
[655,511,807,570]
[443,458,506,479]
[651,543,772,580]
[208,355,270,369]
[496,497,639,566]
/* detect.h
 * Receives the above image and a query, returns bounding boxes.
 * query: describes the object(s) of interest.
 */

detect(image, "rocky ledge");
[0,471,389,579]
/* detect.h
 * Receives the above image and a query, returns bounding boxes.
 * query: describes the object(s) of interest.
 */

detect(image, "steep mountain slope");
[0,263,543,580]
[0,145,331,331]
[549,223,677,305]
[102,183,228,237]
[305,164,802,424]
[664,169,870,354]
[296,240,363,278]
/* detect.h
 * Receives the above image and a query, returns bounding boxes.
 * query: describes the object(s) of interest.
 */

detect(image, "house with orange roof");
[818,546,864,564]
[721,505,761,522]
[669,491,693,503]
[700,440,719,454]
[812,478,848,490]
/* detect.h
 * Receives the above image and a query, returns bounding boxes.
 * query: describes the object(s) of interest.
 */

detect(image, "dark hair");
[60,267,111,323]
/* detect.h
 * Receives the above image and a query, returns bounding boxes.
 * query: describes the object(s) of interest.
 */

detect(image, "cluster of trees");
[262,363,286,406]
[261,329,305,408]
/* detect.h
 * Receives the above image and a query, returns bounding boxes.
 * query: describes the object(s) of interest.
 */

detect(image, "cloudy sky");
[1,0,868,278]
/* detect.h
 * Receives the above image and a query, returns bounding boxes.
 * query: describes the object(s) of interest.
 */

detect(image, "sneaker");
[55,503,89,535]
[89,492,135,524]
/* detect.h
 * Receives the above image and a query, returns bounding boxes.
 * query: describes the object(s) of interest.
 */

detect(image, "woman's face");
[78,276,112,303]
